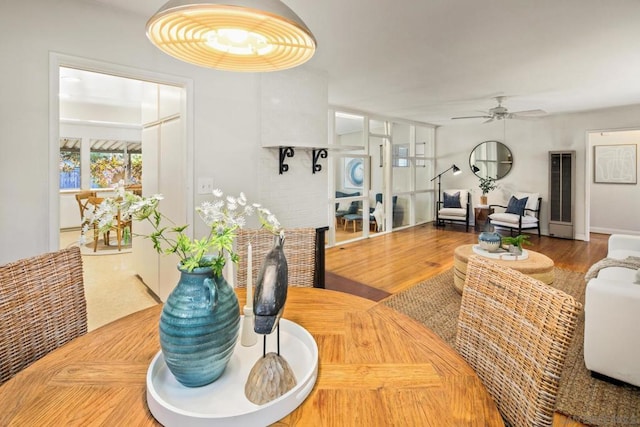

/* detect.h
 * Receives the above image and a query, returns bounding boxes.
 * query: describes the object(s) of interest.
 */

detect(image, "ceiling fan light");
[146,0,316,72]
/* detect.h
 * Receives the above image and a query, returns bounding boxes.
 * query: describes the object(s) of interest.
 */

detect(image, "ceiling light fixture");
[146,0,316,72]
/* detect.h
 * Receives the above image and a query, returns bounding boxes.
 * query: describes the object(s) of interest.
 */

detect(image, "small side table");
[474,206,494,232]
[453,244,555,294]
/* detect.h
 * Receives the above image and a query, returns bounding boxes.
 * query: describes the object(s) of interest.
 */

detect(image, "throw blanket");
[584,256,640,282]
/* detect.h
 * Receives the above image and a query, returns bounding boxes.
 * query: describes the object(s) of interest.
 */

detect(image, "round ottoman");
[453,244,555,294]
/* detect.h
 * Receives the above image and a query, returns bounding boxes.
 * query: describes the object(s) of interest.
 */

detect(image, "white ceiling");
[86,0,640,126]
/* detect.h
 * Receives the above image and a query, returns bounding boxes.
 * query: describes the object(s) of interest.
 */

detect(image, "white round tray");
[473,244,529,261]
[146,317,318,427]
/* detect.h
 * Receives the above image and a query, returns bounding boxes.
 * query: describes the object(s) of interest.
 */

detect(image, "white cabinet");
[133,83,185,302]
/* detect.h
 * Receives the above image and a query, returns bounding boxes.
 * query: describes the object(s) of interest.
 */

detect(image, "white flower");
[82,186,281,274]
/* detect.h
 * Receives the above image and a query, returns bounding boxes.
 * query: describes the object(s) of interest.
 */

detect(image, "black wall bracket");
[312,149,328,174]
[279,146,295,174]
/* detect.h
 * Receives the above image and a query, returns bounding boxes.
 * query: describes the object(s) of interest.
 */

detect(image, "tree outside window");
[59,138,142,190]
[90,140,142,188]
[59,138,82,189]
[60,149,81,189]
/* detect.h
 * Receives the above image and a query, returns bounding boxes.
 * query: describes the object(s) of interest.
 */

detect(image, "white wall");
[588,130,640,235]
[0,0,328,264]
[436,104,640,240]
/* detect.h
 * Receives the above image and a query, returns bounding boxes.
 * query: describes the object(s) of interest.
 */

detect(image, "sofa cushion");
[505,196,528,216]
[443,191,461,208]
[608,249,640,260]
[439,207,466,218]
[514,192,540,212]
[597,266,639,282]
[489,212,538,225]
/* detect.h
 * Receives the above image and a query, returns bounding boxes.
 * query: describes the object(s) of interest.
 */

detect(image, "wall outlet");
[197,177,214,195]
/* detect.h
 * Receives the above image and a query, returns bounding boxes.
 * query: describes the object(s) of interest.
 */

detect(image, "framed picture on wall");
[594,144,637,184]
[344,157,364,189]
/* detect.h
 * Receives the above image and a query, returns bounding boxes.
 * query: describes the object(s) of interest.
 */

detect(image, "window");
[59,138,142,190]
[392,144,409,167]
[90,140,142,188]
[60,138,81,189]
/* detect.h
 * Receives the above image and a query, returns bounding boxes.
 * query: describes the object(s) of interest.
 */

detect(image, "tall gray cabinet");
[548,151,575,239]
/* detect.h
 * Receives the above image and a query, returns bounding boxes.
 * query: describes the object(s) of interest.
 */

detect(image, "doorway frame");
[584,126,640,240]
[48,52,194,251]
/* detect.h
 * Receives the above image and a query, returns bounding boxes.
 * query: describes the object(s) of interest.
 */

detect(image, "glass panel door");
[333,154,370,244]
[328,109,436,247]
[415,126,435,223]
[330,110,369,245]
[391,122,411,229]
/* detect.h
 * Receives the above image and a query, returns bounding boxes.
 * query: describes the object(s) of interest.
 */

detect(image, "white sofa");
[584,234,640,387]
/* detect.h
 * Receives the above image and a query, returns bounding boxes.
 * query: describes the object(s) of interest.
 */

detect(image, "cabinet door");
[133,126,160,296]
[157,118,183,301]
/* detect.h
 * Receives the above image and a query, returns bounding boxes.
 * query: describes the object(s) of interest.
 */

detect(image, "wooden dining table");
[0,287,504,426]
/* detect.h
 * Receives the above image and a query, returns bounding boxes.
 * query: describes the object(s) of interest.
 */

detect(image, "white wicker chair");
[236,228,318,288]
[0,247,87,385]
[456,256,581,426]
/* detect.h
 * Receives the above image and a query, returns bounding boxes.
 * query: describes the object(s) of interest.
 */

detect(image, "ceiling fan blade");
[451,115,492,120]
[511,109,547,117]
[483,117,494,123]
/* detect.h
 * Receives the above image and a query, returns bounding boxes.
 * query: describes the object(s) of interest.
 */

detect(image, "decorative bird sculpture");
[246,232,297,405]
[253,232,288,337]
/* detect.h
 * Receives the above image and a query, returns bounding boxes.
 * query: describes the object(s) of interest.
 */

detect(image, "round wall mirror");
[469,140,513,180]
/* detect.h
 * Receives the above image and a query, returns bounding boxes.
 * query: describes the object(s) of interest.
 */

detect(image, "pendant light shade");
[146,0,316,72]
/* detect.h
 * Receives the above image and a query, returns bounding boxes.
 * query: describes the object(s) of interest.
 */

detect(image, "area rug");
[382,268,640,427]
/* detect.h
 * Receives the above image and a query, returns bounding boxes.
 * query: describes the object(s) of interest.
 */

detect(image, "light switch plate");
[197,177,214,195]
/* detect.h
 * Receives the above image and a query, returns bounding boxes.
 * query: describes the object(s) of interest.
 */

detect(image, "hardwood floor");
[325,223,610,427]
[327,223,608,295]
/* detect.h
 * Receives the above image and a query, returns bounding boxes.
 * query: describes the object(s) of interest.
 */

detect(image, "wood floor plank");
[325,224,609,427]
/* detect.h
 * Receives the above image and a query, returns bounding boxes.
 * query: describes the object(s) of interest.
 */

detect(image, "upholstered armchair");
[489,192,541,236]
[436,189,470,231]
[335,191,360,224]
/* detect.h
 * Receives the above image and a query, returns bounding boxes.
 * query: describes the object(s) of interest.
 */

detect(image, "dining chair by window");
[75,190,97,228]
[125,184,142,196]
[87,196,132,252]
[455,256,581,427]
[236,228,317,288]
[0,247,87,385]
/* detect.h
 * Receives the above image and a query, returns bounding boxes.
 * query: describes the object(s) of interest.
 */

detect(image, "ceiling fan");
[452,96,546,123]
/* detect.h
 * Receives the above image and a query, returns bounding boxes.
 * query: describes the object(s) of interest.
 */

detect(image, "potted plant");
[82,184,281,387]
[478,176,498,205]
[501,234,531,255]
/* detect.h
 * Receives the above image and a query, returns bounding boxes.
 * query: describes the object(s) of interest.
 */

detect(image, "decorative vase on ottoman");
[478,231,502,252]
[159,265,240,387]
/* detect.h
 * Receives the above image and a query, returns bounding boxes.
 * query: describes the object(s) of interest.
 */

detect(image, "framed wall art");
[343,157,364,189]
[594,144,637,184]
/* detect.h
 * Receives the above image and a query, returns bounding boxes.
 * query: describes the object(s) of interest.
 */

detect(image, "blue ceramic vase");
[159,265,240,387]
[478,231,502,252]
